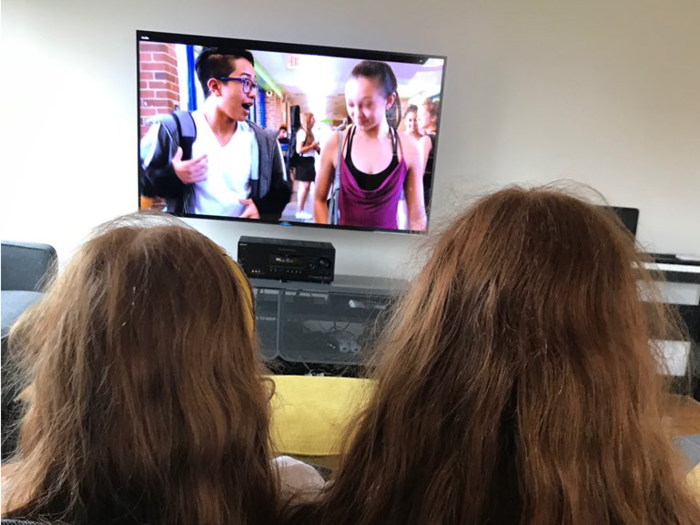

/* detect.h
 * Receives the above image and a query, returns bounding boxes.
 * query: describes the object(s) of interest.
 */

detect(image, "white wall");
[1,0,699,278]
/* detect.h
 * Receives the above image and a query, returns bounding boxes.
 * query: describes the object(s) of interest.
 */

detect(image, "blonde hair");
[284,185,699,525]
[4,213,279,525]
[300,112,316,146]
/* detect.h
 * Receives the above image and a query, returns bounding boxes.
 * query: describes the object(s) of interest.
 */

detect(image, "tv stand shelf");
[251,275,406,376]
[643,260,700,400]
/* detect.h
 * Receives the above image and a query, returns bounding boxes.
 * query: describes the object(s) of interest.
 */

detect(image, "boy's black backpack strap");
[159,110,197,160]
[173,110,196,160]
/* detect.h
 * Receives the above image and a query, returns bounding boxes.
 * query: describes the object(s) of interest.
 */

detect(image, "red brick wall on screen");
[139,43,181,137]
[264,92,286,132]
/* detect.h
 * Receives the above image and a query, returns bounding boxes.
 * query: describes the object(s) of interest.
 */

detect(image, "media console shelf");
[643,258,700,400]
[253,262,699,394]
[251,275,406,376]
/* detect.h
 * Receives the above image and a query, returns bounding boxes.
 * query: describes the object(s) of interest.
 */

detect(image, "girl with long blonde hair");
[294,112,320,220]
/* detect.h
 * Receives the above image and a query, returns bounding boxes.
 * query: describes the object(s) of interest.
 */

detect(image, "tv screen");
[137,30,447,233]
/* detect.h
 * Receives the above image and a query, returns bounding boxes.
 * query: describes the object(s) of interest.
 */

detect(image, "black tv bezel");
[137,29,448,235]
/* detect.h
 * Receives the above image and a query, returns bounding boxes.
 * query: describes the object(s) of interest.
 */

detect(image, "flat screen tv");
[137,30,447,233]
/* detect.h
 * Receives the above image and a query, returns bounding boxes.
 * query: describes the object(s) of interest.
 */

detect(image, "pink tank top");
[338,127,407,229]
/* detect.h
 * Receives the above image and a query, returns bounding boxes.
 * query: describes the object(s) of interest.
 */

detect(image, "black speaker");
[290,105,301,130]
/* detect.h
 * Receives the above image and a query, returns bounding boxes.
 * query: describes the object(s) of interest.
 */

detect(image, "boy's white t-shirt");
[191,111,254,217]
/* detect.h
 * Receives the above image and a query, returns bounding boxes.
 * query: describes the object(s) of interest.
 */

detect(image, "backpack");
[159,110,197,160]
[287,126,301,168]
[139,110,196,205]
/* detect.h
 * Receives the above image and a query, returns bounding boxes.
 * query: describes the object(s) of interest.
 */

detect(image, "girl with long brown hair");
[284,185,699,525]
[1,213,321,525]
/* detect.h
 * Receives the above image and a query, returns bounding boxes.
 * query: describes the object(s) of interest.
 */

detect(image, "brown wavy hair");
[283,185,699,525]
[3,213,280,525]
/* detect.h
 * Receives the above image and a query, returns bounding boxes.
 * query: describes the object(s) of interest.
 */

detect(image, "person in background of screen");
[417,97,439,138]
[396,104,424,229]
[417,97,439,212]
[277,124,291,176]
[295,112,320,220]
[140,47,290,221]
[1,214,323,525]
[314,61,426,231]
[403,104,424,146]
[282,185,700,525]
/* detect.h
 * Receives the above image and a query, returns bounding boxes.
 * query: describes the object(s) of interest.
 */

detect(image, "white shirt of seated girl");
[273,455,325,500]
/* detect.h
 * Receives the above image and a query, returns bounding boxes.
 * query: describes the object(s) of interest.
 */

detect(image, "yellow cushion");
[689,464,700,497]
[270,375,373,457]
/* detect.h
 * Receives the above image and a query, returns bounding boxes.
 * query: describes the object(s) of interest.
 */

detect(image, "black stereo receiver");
[237,236,335,283]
